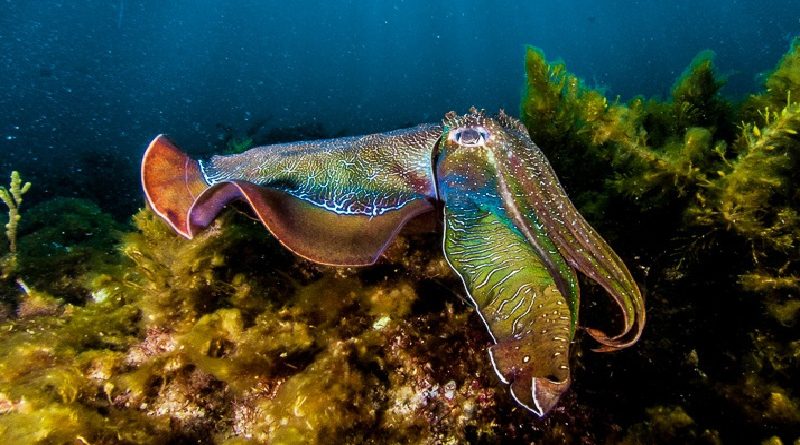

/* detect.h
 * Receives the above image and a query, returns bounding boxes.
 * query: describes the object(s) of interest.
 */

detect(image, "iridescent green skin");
[433,111,646,414]
[437,113,577,414]
[143,110,645,416]
[201,124,441,218]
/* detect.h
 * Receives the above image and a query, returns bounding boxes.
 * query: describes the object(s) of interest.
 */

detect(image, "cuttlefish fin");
[189,181,433,266]
[141,135,434,266]
[141,134,208,238]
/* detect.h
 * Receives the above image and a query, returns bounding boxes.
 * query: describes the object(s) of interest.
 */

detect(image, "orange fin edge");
[141,135,208,238]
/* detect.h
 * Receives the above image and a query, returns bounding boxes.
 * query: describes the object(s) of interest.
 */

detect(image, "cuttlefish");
[141,109,645,416]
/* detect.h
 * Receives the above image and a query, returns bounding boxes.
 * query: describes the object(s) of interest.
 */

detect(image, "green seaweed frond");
[520,45,730,214]
[521,46,583,143]
[761,38,800,110]
[0,171,32,279]
[520,40,800,293]
[690,98,800,252]
[669,51,730,132]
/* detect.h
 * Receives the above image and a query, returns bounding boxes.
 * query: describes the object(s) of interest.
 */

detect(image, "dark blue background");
[1,0,798,214]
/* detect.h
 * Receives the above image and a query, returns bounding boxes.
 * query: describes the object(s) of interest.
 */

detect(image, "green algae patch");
[521,40,800,444]
[522,41,800,290]
[3,197,127,305]
[0,297,149,444]
[246,340,378,443]
[0,204,513,444]
[618,405,722,445]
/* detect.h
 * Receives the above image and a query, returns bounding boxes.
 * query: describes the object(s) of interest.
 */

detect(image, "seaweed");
[0,206,517,444]
[0,171,31,279]
[8,198,126,304]
[521,39,800,443]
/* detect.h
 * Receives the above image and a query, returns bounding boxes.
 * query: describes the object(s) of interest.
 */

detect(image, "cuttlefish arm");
[441,192,577,415]
[142,124,443,266]
[436,110,645,414]
[490,112,645,351]
[437,112,579,415]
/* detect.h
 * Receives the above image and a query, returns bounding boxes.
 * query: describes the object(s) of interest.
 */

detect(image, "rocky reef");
[0,40,798,444]
[0,205,520,444]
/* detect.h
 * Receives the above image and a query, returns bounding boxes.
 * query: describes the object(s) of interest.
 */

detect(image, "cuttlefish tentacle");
[492,111,645,351]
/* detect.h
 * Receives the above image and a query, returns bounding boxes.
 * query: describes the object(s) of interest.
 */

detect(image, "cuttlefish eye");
[450,126,491,147]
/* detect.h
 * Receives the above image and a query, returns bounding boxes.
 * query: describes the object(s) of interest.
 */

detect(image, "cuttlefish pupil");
[450,126,490,147]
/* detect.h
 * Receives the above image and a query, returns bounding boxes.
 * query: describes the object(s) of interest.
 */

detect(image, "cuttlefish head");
[446,122,491,147]
[437,109,500,193]
[437,108,531,193]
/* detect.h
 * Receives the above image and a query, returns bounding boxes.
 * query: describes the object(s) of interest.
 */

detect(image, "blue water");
[0,0,798,216]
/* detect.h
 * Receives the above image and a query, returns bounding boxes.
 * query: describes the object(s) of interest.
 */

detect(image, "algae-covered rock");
[617,405,731,445]
[116,209,515,444]
[0,204,521,444]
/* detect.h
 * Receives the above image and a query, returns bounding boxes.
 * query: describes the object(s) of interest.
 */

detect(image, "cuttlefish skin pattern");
[141,109,645,416]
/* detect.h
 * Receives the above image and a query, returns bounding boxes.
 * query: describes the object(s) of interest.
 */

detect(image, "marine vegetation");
[521,39,800,444]
[0,40,797,445]
[0,171,31,279]
[141,107,644,415]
